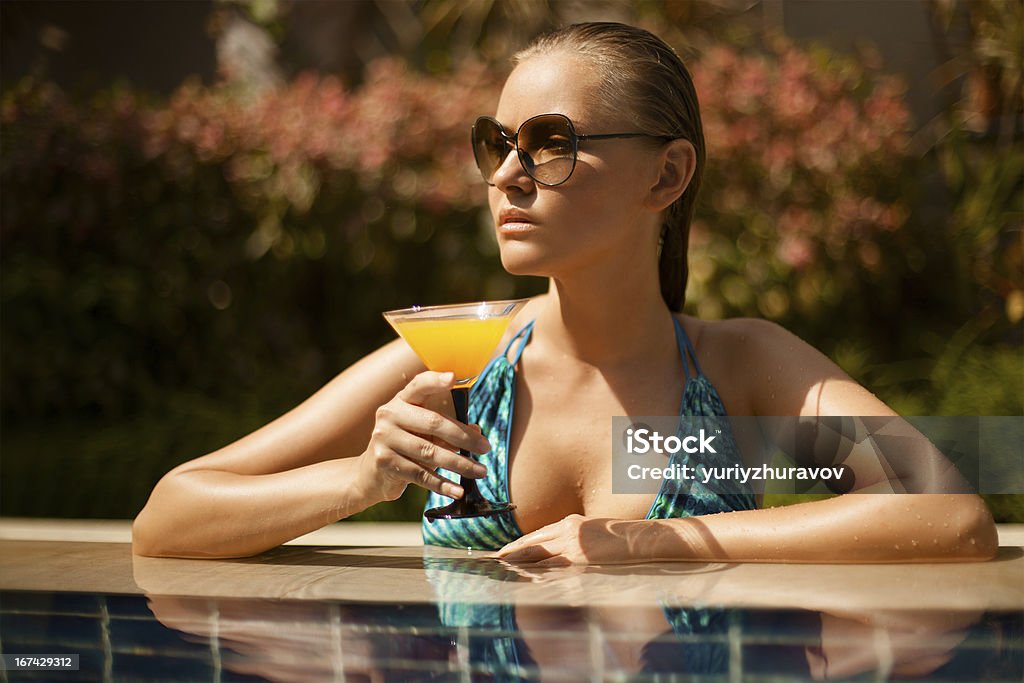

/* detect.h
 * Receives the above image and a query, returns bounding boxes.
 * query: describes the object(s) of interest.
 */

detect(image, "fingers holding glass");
[362,374,491,501]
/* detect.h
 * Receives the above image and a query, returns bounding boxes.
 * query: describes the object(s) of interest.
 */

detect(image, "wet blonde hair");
[514,22,705,312]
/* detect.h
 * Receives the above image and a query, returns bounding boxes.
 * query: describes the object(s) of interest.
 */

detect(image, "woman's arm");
[495,492,996,564]
[132,340,491,558]
[497,319,998,565]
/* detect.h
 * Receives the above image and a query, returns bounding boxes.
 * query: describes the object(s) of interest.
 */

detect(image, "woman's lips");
[498,209,536,235]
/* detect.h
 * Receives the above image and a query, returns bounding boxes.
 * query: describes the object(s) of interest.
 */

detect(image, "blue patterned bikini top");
[422,317,756,549]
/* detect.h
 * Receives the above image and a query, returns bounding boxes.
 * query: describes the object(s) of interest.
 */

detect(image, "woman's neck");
[534,269,678,369]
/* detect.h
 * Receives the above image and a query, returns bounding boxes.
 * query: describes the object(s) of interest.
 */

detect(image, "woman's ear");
[645,139,697,212]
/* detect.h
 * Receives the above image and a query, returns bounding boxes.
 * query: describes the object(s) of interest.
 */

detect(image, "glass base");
[422,386,517,523]
[424,500,516,521]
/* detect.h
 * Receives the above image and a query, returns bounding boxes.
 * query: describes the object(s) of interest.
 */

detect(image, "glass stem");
[451,387,484,505]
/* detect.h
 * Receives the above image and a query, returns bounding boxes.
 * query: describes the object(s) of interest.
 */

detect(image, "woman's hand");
[496,515,653,566]
[358,371,492,504]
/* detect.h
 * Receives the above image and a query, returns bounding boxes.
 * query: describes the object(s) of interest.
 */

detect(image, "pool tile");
[0,591,102,617]
[0,613,100,649]
[111,652,216,682]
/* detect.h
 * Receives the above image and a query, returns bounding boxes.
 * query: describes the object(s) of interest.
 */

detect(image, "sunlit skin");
[132,50,997,563]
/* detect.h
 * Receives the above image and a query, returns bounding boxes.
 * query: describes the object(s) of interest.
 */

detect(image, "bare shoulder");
[688,316,826,363]
[678,315,893,417]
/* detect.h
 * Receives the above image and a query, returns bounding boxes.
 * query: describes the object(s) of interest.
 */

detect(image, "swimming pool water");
[1,589,1021,682]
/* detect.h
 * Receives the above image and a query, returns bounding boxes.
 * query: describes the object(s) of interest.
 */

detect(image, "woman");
[132,22,997,563]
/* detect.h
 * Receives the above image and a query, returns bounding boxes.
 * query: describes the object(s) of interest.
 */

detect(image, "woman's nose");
[491,147,535,194]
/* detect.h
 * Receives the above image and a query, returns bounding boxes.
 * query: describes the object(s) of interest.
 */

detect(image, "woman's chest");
[504,371,683,534]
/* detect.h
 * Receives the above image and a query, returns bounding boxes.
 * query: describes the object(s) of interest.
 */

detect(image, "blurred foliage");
[1,58,531,521]
[927,0,1024,338]
[1,60,520,422]
[689,36,915,350]
[931,0,1022,142]
[1,1,1020,522]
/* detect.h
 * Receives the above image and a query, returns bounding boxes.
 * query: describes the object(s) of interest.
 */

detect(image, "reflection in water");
[128,556,1024,681]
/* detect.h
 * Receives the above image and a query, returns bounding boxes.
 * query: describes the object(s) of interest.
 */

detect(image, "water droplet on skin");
[943,522,949,528]
[970,538,976,545]
[767,375,772,382]
[911,540,919,547]
[915,514,922,520]
[770,393,776,400]
[894,544,901,550]
[933,539,940,545]
[927,522,933,528]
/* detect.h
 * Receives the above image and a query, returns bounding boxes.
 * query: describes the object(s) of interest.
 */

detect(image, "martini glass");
[383,299,528,521]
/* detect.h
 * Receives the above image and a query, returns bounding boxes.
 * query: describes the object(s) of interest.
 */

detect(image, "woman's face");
[487,51,665,279]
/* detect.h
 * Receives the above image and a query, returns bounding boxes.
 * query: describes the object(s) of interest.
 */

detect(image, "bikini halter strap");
[672,316,704,381]
[503,320,535,367]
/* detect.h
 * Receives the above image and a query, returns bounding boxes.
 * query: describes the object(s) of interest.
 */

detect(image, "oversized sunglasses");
[471,113,674,187]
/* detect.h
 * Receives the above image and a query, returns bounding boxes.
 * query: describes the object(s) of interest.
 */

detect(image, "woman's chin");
[498,248,552,278]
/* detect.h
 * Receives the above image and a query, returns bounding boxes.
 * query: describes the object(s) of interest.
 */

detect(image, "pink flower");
[778,235,815,269]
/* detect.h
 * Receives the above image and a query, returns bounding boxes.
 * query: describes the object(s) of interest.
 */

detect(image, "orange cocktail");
[387,317,510,388]
[383,299,528,520]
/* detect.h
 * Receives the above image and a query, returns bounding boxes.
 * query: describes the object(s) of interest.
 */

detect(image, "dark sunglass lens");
[519,115,575,185]
[472,119,507,182]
